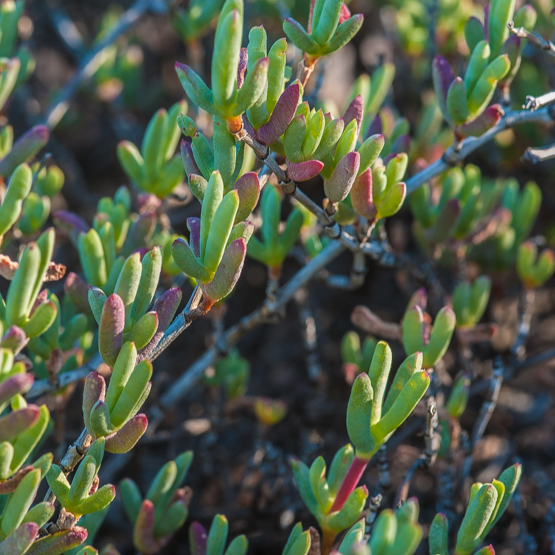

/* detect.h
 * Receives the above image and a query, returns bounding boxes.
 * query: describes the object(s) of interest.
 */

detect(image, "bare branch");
[406,106,555,194]
[522,144,555,164]
[509,22,555,59]
[41,0,161,129]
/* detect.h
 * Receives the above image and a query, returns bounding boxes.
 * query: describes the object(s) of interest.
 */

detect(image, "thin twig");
[364,495,382,538]
[459,357,504,492]
[41,0,160,129]
[509,22,555,59]
[29,286,204,398]
[149,285,204,361]
[28,353,102,399]
[149,240,346,424]
[405,106,555,194]
[394,396,438,507]
[511,346,555,373]
[39,284,205,533]
[524,91,555,111]
[511,289,535,363]
[322,251,367,290]
[294,288,322,381]
[522,144,555,164]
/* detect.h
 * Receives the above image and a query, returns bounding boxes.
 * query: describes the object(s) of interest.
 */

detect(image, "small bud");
[447,375,470,419]
[254,397,287,426]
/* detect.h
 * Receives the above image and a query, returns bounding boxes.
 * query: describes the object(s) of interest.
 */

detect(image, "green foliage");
[283,0,364,62]
[118,102,186,198]
[171,0,225,42]
[517,240,555,289]
[337,500,422,555]
[347,342,429,458]
[204,349,250,399]
[291,444,367,537]
[0,0,546,553]
[172,170,251,307]
[429,464,522,555]
[446,374,470,419]
[247,184,303,274]
[46,439,115,517]
[281,523,311,555]
[189,515,248,555]
[401,304,455,369]
[340,331,377,383]
[452,276,491,328]
[121,451,193,554]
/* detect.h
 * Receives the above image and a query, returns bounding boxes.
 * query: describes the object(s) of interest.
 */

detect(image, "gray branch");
[41,0,160,129]
[406,106,555,194]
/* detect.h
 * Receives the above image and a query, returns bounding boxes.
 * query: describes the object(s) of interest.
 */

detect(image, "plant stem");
[405,105,555,194]
[321,528,337,555]
[329,455,369,513]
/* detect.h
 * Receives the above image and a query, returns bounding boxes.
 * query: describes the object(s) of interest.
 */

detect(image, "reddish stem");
[329,456,369,513]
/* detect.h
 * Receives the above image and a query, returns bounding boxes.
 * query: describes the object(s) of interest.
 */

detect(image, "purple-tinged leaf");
[29,290,48,317]
[26,526,87,554]
[180,139,201,178]
[456,104,504,138]
[54,211,90,245]
[187,218,201,258]
[0,465,33,494]
[202,239,247,308]
[366,115,382,137]
[64,272,90,314]
[287,160,324,182]
[134,500,159,555]
[256,83,301,145]
[426,198,460,243]
[350,169,376,220]
[83,371,106,435]
[0,373,34,407]
[0,125,50,177]
[137,194,162,214]
[188,174,208,202]
[0,522,39,553]
[1,325,28,354]
[99,294,125,368]
[324,151,360,203]
[137,288,182,362]
[390,134,411,155]
[121,212,156,257]
[432,56,455,120]
[0,406,40,442]
[343,94,364,130]
[189,522,208,555]
[407,288,428,311]
[105,414,148,454]
[233,172,260,223]
[237,48,248,89]
[172,486,193,507]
